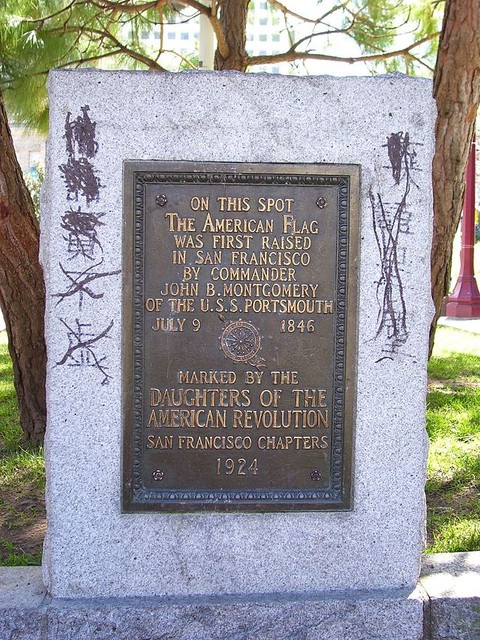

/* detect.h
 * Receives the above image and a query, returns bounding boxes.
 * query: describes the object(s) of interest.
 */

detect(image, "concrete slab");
[420,552,480,640]
[0,567,427,640]
[2,554,480,639]
[0,567,46,640]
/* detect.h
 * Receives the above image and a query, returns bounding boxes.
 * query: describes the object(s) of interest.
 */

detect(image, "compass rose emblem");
[219,320,265,368]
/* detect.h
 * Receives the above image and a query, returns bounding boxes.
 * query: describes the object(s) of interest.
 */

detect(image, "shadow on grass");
[0,537,42,566]
[426,455,480,494]
[427,387,480,442]
[428,352,480,382]
[427,515,480,553]
[0,346,22,453]
[425,340,480,553]
[0,342,45,566]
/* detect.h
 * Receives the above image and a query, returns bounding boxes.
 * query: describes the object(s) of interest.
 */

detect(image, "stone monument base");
[2,552,480,640]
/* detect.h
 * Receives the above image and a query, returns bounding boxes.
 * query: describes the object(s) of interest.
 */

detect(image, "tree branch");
[52,50,129,69]
[166,0,229,59]
[162,49,197,68]
[86,0,164,15]
[289,28,351,52]
[176,0,211,14]
[247,32,439,67]
[49,25,168,70]
[23,0,77,25]
[266,0,348,25]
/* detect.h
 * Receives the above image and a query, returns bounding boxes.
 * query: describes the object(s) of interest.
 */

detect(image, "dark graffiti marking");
[59,157,102,204]
[385,132,418,185]
[60,106,102,202]
[371,131,420,357]
[64,105,98,159]
[54,260,121,310]
[57,318,114,385]
[61,207,105,260]
[58,105,116,386]
[370,189,408,354]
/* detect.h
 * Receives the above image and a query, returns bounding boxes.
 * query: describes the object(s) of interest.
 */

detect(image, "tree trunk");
[0,93,46,443]
[214,0,250,71]
[430,0,480,354]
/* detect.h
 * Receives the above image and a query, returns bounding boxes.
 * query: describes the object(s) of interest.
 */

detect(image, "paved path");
[438,316,480,334]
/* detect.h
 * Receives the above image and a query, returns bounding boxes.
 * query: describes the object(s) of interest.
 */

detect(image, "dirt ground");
[0,482,46,563]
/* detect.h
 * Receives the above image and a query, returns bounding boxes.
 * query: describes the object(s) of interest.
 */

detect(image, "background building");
[10,123,45,175]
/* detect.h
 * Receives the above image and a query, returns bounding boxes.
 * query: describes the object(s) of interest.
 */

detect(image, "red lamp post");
[445,137,480,318]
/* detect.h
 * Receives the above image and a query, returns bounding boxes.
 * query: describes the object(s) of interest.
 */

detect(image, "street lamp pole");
[446,136,480,318]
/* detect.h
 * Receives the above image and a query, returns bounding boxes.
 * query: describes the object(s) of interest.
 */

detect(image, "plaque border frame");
[122,161,359,513]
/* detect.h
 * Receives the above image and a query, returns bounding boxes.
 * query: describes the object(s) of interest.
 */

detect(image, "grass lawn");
[425,325,480,553]
[0,331,45,565]
[0,324,478,564]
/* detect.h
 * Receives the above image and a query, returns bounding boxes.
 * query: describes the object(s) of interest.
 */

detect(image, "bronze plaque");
[123,161,359,512]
